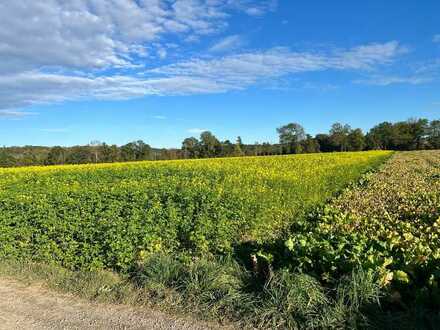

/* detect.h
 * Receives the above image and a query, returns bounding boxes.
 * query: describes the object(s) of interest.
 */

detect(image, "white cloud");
[0,0,283,110]
[209,35,243,52]
[355,75,433,86]
[228,0,278,17]
[0,71,232,109]
[187,128,208,134]
[1,1,418,112]
[0,42,407,109]
[153,115,167,119]
[0,110,37,119]
[433,34,440,43]
[152,41,405,85]
[245,7,265,16]
[354,57,440,86]
[333,41,408,70]
[156,47,168,59]
[0,0,273,74]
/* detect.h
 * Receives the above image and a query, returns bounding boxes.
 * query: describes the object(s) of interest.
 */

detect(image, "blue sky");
[0,0,439,147]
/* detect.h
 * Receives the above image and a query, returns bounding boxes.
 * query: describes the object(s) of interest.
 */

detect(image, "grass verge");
[0,257,384,329]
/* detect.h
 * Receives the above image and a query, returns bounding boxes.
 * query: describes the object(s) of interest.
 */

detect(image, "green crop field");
[283,151,440,312]
[0,151,389,271]
[1,150,439,329]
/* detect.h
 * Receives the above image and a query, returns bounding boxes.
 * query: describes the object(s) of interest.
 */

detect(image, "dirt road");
[0,279,225,330]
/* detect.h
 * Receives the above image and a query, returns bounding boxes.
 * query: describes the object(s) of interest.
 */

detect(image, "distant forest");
[1,118,439,167]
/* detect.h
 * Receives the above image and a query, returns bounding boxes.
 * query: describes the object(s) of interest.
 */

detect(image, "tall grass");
[3,253,438,329]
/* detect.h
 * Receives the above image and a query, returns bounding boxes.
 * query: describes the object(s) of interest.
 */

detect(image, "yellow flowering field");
[0,151,390,271]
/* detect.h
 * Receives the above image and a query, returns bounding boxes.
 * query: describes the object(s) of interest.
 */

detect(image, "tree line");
[0,118,438,167]
[182,118,439,158]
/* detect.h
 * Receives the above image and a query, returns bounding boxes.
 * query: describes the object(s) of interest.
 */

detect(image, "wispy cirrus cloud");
[0,71,232,109]
[0,110,37,119]
[229,0,278,17]
[151,41,406,86]
[433,34,440,43]
[0,41,407,109]
[153,115,167,120]
[355,75,433,86]
[355,55,440,86]
[209,35,244,53]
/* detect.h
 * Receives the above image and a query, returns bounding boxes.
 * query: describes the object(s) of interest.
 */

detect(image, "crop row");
[0,151,390,272]
[284,150,440,303]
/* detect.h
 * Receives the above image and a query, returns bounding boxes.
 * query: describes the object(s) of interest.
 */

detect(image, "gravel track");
[0,279,226,330]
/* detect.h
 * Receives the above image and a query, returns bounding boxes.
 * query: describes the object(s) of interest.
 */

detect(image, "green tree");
[253,142,262,156]
[89,140,103,163]
[233,136,244,156]
[199,131,221,158]
[329,123,351,151]
[277,123,306,154]
[219,140,233,157]
[136,140,153,160]
[301,135,320,153]
[99,143,120,162]
[365,122,395,150]
[236,136,244,148]
[182,137,200,158]
[0,148,15,167]
[315,134,333,152]
[427,120,440,149]
[406,118,429,150]
[46,146,66,165]
[120,140,152,161]
[120,143,136,161]
[347,128,365,151]
[366,119,429,150]
[66,146,92,164]
[392,120,424,150]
